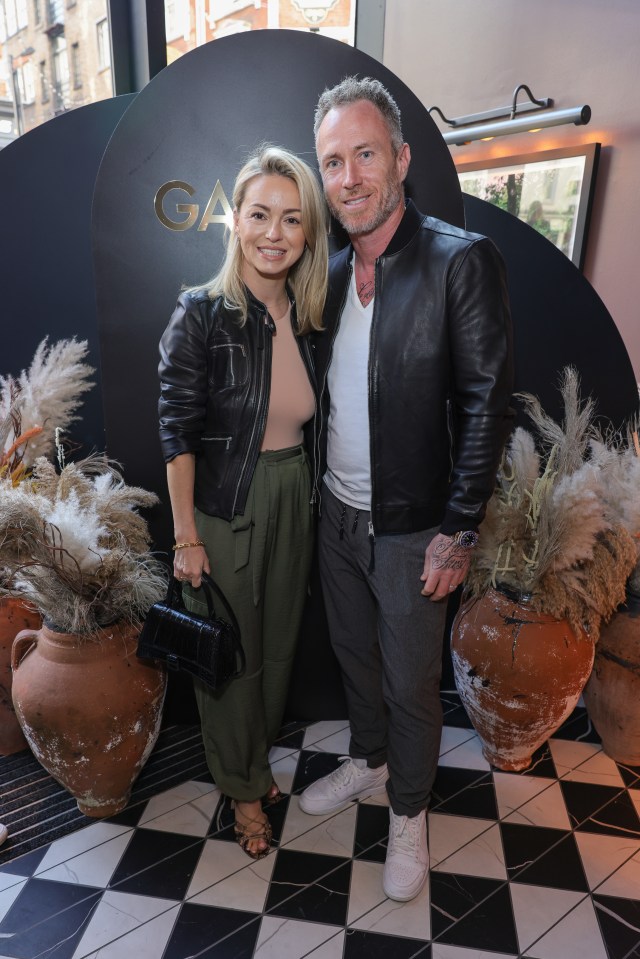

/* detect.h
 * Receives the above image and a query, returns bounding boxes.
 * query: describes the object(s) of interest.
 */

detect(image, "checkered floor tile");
[0,694,638,958]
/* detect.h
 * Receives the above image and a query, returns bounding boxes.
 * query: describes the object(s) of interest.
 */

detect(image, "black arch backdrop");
[0,95,135,456]
[463,194,638,430]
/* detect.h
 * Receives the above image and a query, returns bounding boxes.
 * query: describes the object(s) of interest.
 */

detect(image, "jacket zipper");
[295,321,319,508]
[230,309,272,516]
[211,343,247,358]
[313,263,353,512]
[202,435,232,450]
[366,257,382,540]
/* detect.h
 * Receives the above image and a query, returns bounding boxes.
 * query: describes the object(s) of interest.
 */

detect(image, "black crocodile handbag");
[136,572,245,689]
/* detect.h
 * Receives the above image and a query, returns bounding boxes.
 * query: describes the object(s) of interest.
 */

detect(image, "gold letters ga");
[154,180,232,231]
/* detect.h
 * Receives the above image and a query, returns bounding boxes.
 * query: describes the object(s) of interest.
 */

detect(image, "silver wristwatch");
[451,530,479,549]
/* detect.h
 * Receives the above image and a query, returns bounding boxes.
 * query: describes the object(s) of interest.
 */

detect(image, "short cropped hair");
[314,76,404,154]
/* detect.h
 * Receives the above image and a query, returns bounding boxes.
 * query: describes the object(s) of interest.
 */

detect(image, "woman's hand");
[173,544,210,589]
[166,454,210,588]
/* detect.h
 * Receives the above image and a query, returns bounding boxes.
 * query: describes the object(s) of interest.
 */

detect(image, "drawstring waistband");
[333,497,376,573]
[339,503,347,540]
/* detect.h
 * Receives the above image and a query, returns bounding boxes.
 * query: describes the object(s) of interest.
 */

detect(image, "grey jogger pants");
[318,485,448,817]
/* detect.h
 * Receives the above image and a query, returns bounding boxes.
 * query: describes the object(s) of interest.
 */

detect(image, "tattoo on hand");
[431,540,466,571]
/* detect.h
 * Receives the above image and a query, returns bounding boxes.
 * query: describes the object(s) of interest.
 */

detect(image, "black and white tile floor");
[0,693,639,959]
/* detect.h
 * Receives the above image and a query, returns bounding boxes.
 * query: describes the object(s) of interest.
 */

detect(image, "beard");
[327,173,404,236]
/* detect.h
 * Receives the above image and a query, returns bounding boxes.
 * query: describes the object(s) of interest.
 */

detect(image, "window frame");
[106,1,382,96]
[39,57,49,101]
[70,39,81,88]
[96,15,111,71]
[16,59,35,103]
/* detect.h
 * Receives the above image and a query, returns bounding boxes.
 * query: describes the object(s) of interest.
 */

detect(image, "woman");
[158,145,327,859]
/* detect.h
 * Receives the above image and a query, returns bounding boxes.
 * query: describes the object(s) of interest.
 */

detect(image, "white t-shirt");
[324,266,373,509]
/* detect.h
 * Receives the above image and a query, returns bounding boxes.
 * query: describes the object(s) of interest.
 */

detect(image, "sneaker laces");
[329,757,360,789]
[390,814,422,859]
[329,756,370,789]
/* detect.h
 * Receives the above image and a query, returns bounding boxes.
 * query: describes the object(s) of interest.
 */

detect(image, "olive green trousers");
[187,445,312,801]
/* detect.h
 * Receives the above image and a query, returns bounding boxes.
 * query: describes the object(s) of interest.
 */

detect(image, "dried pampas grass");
[0,455,167,635]
[467,368,638,639]
[589,427,640,593]
[0,338,95,471]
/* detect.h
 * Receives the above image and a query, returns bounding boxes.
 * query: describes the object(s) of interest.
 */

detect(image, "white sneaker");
[298,757,388,815]
[382,809,429,901]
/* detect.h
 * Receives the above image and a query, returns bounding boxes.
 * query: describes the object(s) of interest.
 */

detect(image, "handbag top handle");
[168,573,242,647]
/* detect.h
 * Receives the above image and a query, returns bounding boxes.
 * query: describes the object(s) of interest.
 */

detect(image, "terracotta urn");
[0,596,41,754]
[12,620,167,817]
[582,589,640,765]
[451,587,595,771]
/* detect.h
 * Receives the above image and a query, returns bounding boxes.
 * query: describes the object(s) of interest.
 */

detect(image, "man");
[299,77,513,902]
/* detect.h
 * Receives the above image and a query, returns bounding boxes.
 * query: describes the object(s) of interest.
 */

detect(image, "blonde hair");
[196,145,328,334]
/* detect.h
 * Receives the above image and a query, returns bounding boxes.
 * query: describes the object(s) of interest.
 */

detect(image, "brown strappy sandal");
[233,802,272,861]
[263,781,283,805]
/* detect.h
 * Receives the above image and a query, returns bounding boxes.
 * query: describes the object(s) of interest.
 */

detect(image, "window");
[164,0,188,42]
[51,34,69,108]
[4,0,19,36]
[71,40,81,88]
[166,0,356,63]
[96,16,110,70]
[16,0,28,30]
[4,0,112,138]
[47,0,64,26]
[39,58,48,101]
[16,61,35,104]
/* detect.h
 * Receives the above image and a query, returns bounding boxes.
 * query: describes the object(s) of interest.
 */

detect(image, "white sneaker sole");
[383,866,429,902]
[298,780,388,816]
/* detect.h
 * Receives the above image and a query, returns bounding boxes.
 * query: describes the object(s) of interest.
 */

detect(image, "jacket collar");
[331,198,425,266]
[244,282,296,315]
[383,198,425,256]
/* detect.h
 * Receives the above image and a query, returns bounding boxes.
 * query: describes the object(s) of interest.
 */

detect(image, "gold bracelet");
[172,540,205,551]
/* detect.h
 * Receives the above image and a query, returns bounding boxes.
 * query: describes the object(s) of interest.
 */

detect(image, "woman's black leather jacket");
[158,287,316,520]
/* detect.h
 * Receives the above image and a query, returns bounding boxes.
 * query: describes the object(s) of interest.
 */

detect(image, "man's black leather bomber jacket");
[158,287,317,520]
[313,200,514,537]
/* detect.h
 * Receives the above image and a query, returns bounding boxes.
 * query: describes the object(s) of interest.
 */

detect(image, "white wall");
[383,0,640,380]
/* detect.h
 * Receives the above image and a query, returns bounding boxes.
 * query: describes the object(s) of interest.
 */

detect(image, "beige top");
[262,305,315,451]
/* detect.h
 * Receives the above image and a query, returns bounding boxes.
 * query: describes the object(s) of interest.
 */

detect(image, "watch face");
[456,530,479,549]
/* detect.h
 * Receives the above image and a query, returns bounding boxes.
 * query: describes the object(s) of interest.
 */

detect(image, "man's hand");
[420,533,472,601]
